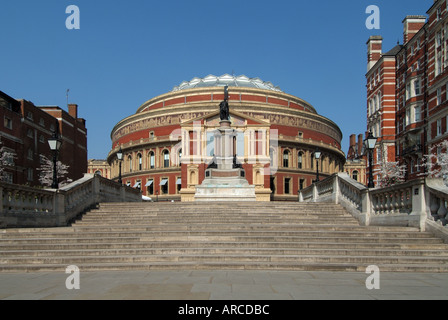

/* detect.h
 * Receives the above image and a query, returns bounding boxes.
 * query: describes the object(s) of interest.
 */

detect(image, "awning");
[160,178,168,186]
[176,178,182,185]
[145,180,153,187]
[133,182,141,188]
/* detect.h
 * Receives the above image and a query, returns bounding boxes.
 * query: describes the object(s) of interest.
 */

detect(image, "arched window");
[283,150,290,168]
[128,155,133,172]
[149,151,155,169]
[137,153,142,171]
[298,152,303,169]
[163,150,170,168]
[352,170,358,181]
[94,170,102,176]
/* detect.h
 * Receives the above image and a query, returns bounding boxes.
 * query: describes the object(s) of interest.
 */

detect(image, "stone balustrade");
[425,178,448,242]
[299,173,448,240]
[0,174,142,228]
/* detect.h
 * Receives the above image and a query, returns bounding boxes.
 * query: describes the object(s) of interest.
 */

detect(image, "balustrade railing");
[426,179,448,224]
[299,173,443,235]
[370,182,414,216]
[338,174,365,213]
[2,184,54,214]
[0,174,142,228]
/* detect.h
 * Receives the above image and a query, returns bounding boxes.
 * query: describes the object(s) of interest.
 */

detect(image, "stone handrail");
[425,178,448,242]
[0,174,142,228]
[299,173,445,237]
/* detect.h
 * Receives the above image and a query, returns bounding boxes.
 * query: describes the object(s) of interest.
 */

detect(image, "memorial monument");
[194,86,256,201]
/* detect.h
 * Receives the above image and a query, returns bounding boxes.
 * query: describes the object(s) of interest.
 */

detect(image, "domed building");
[107,74,346,201]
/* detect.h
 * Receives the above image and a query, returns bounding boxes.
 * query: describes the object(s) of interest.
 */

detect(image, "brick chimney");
[350,134,356,148]
[357,134,364,158]
[347,134,357,160]
[367,36,383,72]
[402,16,426,44]
[68,104,78,119]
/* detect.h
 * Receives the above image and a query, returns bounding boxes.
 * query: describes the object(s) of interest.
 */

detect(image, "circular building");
[107,74,345,201]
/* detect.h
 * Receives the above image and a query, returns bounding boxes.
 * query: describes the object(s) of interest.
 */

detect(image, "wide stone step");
[2,253,448,266]
[1,241,445,251]
[71,225,415,232]
[3,247,448,258]
[75,217,359,224]
[0,228,432,242]
[2,261,448,273]
[0,235,442,245]
[78,214,354,221]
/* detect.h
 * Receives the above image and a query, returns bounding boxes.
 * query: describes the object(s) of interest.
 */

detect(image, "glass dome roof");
[171,74,283,92]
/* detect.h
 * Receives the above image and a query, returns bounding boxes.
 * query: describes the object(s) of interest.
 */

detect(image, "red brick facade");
[0,90,87,186]
[366,0,448,183]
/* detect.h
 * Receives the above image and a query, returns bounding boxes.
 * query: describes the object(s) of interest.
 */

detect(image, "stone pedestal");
[194,120,256,202]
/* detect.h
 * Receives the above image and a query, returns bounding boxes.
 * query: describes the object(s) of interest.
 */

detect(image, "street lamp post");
[364,131,378,188]
[117,147,123,185]
[314,149,322,183]
[48,126,62,189]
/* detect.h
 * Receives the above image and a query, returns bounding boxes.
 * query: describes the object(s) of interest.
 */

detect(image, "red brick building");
[366,0,448,183]
[107,75,346,201]
[366,36,400,184]
[0,90,87,186]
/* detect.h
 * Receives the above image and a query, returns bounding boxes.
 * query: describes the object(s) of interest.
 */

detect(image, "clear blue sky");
[0,0,431,159]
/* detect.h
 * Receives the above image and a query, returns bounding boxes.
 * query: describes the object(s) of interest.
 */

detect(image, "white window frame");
[414,105,421,123]
[414,78,421,96]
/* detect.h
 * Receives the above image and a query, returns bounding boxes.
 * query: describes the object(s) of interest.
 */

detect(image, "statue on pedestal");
[219,86,230,121]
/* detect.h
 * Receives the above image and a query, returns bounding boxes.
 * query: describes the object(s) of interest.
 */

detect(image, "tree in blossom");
[421,140,448,184]
[38,155,72,187]
[377,160,407,188]
[0,140,16,182]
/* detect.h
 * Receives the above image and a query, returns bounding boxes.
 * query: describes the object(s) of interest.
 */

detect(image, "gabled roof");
[383,44,403,57]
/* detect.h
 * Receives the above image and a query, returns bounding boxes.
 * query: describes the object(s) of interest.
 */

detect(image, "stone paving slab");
[0,270,447,300]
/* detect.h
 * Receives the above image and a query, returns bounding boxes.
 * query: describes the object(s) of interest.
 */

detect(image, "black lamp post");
[117,147,123,184]
[314,149,322,183]
[364,131,378,188]
[48,127,62,189]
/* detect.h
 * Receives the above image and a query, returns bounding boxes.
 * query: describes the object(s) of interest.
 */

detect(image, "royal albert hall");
[107,75,346,201]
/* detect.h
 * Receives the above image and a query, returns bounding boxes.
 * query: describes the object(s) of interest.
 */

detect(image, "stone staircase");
[1,202,448,273]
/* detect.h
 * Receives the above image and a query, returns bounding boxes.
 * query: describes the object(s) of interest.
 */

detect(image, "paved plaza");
[0,270,447,300]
